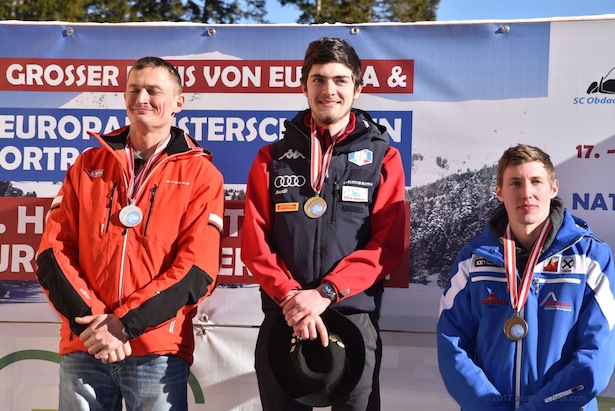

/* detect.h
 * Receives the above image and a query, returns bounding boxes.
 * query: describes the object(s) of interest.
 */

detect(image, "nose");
[136,89,149,102]
[322,79,336,95]
[521,181,533,199]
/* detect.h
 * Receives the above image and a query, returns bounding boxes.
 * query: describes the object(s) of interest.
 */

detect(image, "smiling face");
[302,62,362,136]
[124,66,184,137]
[496,160,559,237]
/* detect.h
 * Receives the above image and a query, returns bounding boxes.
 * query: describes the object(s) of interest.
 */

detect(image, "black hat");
[268,308,366,406]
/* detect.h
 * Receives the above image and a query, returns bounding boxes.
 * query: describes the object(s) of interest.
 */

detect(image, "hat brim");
[268,308,366,406]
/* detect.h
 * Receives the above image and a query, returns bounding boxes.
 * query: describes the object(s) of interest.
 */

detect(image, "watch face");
[324,282,336,300]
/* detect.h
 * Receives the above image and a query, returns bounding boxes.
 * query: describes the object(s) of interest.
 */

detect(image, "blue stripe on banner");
[0,108,413,186]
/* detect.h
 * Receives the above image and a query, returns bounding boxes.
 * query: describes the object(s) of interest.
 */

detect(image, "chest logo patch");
[278,149,306,160]
[275,202,299,213]
[543,255,561,272]
[348,149,373,166]
[86,168,104,178]
[540,292,572,312]
[342,186,369,203]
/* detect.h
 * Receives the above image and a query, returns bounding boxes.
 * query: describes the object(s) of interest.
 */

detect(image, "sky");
[266,0,615,24]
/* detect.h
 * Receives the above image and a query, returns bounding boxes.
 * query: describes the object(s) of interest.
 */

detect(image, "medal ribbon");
[503,219,552,315]
[125,134,171,198]
[309,120,337,196]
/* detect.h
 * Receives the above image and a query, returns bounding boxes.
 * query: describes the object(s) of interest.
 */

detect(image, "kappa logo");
[481,287,508,306]
[540,292,572,312]
[543,256,561,273]
[278,149,306,160]
[86,168,104,178]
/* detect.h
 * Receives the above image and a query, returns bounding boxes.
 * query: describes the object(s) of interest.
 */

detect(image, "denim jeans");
[59,351,189,411]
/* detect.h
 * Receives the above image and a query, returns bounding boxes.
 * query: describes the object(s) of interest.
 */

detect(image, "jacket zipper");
[143,184,158,237]
[514,308,524,409]
[105,184,117,233]
[533,277,581,294]
[331,178,340,224]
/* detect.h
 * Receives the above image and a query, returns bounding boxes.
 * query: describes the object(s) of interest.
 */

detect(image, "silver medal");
[119,204,143,228]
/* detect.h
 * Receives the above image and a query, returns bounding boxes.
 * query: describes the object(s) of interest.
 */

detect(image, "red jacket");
[36,126,224,364]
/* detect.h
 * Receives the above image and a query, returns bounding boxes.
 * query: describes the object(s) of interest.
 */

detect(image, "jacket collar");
[90,126,201,156]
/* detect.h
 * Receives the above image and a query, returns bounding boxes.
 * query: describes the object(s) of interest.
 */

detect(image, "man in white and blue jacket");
[437,144,615,410]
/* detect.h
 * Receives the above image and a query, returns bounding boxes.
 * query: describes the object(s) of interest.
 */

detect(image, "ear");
[353,84,363,100]
[174,94,185,114]
[550,179,559,198]
[302,82,308,97]
[495,185,503,202]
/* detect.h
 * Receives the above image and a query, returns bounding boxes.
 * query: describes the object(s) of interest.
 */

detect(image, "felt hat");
[268,308,366,406]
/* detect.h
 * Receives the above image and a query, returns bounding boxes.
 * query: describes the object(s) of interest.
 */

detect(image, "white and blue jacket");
[437,201,615,410]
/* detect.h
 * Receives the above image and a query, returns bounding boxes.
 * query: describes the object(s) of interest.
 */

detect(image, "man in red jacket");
[36,57,224,410]
[241,37,406,410]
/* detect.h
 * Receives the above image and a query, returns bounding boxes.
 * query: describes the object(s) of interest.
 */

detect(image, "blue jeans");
[59,351,189,411]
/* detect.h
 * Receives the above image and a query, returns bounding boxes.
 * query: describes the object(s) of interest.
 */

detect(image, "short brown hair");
[129,56,182,94]
[497,144,556,186]
[301,37,363,91]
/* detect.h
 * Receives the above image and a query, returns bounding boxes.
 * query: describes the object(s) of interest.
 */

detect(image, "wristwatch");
[321,281,337,302]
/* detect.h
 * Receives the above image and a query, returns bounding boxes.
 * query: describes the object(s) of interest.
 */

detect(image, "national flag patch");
[348,149,373,166]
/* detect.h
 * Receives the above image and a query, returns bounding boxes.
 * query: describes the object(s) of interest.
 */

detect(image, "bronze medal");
[304,195,327,218]
[119,204,143,228]
[503,315,528,341]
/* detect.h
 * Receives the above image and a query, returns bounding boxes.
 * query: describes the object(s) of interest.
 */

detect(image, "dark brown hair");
[301,37,363,91]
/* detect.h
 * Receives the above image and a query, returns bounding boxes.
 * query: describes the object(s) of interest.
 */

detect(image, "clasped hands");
[76,313,132,364]
[281,288,331,347]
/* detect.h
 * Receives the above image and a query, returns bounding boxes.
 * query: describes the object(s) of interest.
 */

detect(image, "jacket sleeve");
[324,145,406,299]
[36,155,109,336]
[517,239,615,411]
[114,157,224,337]
[437,251,514,411]
[241,145,302,304]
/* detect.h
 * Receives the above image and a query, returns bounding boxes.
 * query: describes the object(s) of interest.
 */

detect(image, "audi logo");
[274,175,306,188]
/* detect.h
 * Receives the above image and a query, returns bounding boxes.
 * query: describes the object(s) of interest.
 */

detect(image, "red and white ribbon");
[503,219,552,314]
[124,134,171,198]
[309,121,336,195]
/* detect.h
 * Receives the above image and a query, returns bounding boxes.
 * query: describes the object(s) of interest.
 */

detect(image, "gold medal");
[503,315,528,341]
[304,195,327,218]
